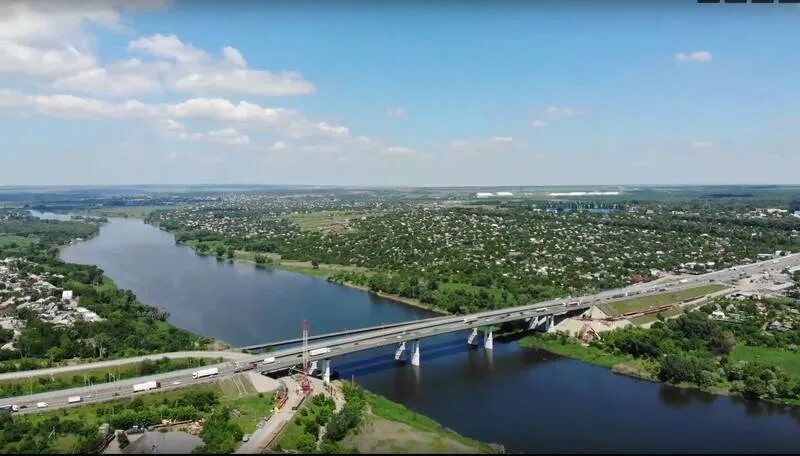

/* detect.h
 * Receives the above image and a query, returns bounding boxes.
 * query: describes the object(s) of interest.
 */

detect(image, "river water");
[51,215,800,453]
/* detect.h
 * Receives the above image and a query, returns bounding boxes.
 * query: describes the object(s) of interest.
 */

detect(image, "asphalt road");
[4,253,799,414]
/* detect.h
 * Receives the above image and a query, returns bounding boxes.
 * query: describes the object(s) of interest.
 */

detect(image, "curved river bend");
[55,216,800,453]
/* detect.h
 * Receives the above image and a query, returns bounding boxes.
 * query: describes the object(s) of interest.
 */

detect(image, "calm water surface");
[54,215,800,453]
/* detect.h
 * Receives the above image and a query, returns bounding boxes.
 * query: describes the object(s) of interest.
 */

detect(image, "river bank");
[166,231,451,316]
[518,334,800,409]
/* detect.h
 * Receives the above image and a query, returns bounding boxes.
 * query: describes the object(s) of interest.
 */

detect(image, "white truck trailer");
[132,380,161,393]
[192,367,220,379]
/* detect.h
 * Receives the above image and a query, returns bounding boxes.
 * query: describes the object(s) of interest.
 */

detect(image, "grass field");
[630,301,708,325]
[599,284,727,317]
[78,205,184,218]
[288,210,367,232]
[730,345,800,378]
[360,391,493,453]
[0,234,34,247]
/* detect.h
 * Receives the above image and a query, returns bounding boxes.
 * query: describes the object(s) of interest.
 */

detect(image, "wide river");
[52,215,800,453]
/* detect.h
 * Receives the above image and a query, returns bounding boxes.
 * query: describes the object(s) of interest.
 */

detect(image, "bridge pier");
[528,316,540,330]
[484,328,494,350]
[410,340,421,367]
[308,360,318,375]
[394,341,407,362]
[322,359,331,384]
[467,328,479,346]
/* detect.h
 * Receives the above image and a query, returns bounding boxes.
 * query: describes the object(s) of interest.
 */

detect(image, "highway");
[3,252,799,414]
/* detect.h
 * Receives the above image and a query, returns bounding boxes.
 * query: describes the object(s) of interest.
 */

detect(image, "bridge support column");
[546,315,555,332]
[308,360,318,375]
[394,341,406,361]
[467,328,479,346]
[322,359,331,384]
[484,329,494,350]
[528,316,540,330]
[410,340,421,367]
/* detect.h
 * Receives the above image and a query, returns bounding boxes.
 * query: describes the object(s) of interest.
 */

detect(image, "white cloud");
[544,106,584,118]
[0,89,28,109]
[692,141,713,149]
[382,146,415,156]
[0,1,123,47]
[52,65,161,96]
[386,108,407,120]
[530,120,547,129]
[129,33,210,64]
[159,118,249,145]
[675,51,712,63]
[173,68,315,97]
[222,46,247,68]
[30,93,156,118]
[448,136,521,154]
[0,41,96,78]
[271,141,288,151]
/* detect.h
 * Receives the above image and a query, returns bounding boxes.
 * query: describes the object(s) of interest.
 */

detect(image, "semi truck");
[68,396,82,404]
[0,404,18,413]
[309,347,331,357]
[192,367,219,379]
[132,380,160,393]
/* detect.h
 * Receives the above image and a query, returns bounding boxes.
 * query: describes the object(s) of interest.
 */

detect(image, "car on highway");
[36,402,48,409]
[171,381,182,386]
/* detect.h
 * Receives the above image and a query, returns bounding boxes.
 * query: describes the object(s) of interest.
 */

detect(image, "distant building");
[495,192,514,197]
[475,192,494,198]
[61,290,73,301]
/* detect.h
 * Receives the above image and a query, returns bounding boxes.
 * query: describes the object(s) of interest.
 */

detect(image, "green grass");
[599,284,727,317]
[730,345,800,378]
[78,205,184,219]
[630,301,708,325]
[518,335,655,379]
[0,234,34,247]
[518,335,630,368]
[272,396,333,452]
[288,210,364,232]
[364,391,493,453]
[225,392,276,434]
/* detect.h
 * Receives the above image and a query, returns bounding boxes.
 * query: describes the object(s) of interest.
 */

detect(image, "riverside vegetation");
[145,194,799,314]
[521,294,800,405]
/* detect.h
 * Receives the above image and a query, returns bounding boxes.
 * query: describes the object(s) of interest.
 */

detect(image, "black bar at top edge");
[697,0,720,3]
[751,0,775,3]
[723,0,747,3]
[778,0,800,3]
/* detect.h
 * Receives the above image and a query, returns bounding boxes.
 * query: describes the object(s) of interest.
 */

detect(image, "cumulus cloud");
[52,64,162,96]
[382,146,415,156]
[0,41,96,79]
[675,51,712,63]
[129,33,210,64]
[159,118,249,145]
[173,68,315,97]
[222,46,247,68]
[544,106,584,118]
[386,108,407,120]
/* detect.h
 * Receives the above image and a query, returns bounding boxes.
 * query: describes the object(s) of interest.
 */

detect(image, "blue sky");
[1,0,799,186]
